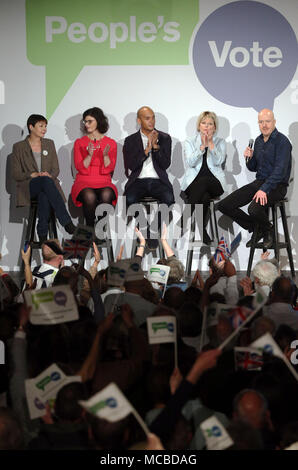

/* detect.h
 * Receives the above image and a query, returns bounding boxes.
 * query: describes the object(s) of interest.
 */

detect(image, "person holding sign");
[12,114,76,244]
[71,107,118,228]
[181,111,227,245]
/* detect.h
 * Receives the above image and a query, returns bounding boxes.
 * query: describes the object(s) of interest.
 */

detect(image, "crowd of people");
[0,230,298,450]
[0,105,297,451]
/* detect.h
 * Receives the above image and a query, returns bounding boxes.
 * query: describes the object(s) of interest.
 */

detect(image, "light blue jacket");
[181,133,227,192]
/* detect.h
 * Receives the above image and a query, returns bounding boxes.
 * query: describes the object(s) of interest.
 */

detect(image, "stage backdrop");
[0,0,297,272]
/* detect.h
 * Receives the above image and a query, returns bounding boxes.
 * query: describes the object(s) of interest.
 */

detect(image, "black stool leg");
[186,206,195,276]
[105,220,114,263]
[49,209,58,239]
[280,202,295,278]
[210,200,219,246]
[271,205,279,262]
[247,227,259,277]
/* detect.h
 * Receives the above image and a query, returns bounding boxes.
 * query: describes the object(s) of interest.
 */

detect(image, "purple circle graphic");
[54,291,67,306]
[192,1,298,110]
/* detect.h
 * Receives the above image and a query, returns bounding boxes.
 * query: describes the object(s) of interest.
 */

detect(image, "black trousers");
[125,178,175,207]
[217,179,287,232]
[185,174,224,204]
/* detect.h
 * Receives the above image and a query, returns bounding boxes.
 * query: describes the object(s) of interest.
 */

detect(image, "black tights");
[77,187,116,227]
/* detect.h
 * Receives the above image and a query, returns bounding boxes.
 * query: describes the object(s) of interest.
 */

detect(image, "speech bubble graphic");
[54,290,67,307]
[32,291,54,310]
[26,0,198,118]
[152,321,174,333]
[36,371,61,391]
[192,1,298,111]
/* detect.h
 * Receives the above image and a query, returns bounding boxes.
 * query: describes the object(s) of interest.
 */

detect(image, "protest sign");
[200,415,233,450]
[147,265,170,285]
[79,382,150,436]
[24,285,79,324]
[25,363,81,419]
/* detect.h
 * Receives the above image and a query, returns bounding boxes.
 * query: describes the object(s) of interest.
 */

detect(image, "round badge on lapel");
[42,150,48,156]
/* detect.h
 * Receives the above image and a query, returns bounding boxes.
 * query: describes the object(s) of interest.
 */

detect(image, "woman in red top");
[71,107,118,227]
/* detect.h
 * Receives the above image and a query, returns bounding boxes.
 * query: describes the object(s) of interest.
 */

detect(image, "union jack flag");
[234,347,264,371]
[228,306,253,330]
[63,239,91,259]
[214,236,231,264]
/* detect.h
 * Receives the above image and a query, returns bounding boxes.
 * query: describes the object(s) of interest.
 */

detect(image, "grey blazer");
[12,137,66,207]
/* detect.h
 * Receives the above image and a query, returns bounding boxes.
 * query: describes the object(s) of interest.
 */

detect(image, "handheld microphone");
[246,139,254,164]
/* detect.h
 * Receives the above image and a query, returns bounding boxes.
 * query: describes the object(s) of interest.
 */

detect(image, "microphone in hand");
[245,139,254,164]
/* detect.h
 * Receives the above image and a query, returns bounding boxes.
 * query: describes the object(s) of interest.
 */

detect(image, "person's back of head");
[251,316,276,341]
[42,239,64,266]
[177,301,203,337]
[88,415,130,450]
[163,287,185,310]
[233,389,271,430]
[145,365,172,408]
[53,266,79,295]
[55,382,88,423]
[252,260,279,287]
[271,276,293,303]
[124,279,159,304]
[274,324,297,353]
[158,257,185,284]
[94,269,108,294]
[100,315,131,361]
[163,414,193,450]
[184,286,202,305]
[0,407,24,450]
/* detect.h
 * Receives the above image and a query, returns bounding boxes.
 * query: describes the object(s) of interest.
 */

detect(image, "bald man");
[218,109,292,249]
[123,106,174,248]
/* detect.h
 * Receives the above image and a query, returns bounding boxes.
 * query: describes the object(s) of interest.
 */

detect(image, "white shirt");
[32,263,58,290]
[138,131,159,179]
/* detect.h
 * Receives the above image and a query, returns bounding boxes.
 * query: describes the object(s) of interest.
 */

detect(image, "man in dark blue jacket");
[123,106,175,248]
[218,109,292,249]
[123,106,175,206]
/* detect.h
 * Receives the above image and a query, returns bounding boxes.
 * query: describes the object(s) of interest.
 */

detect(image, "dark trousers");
[29,176,71,236]
[125,178,174,235]
[185,174,223,204]
[217,179,287,232]
[125,178,175,207]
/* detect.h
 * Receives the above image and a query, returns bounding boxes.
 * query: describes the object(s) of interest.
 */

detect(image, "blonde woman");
[181,111,227,244]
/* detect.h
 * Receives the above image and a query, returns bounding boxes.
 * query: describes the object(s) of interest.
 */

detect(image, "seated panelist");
[180,111,227,244]
[71,107,117,229]
[12,114,76,244]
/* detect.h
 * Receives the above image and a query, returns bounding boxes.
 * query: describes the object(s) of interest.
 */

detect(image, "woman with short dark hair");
[12,114,76,243]
[71,107,118,228]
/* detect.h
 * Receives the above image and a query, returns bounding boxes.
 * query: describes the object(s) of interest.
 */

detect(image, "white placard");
[250,332,285,360]
[147,315,176,345]
[200,415,234,450]
[147,265,170,285]
[79,382,133,423]
[25,363,81,420]
[24,285,79,325]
